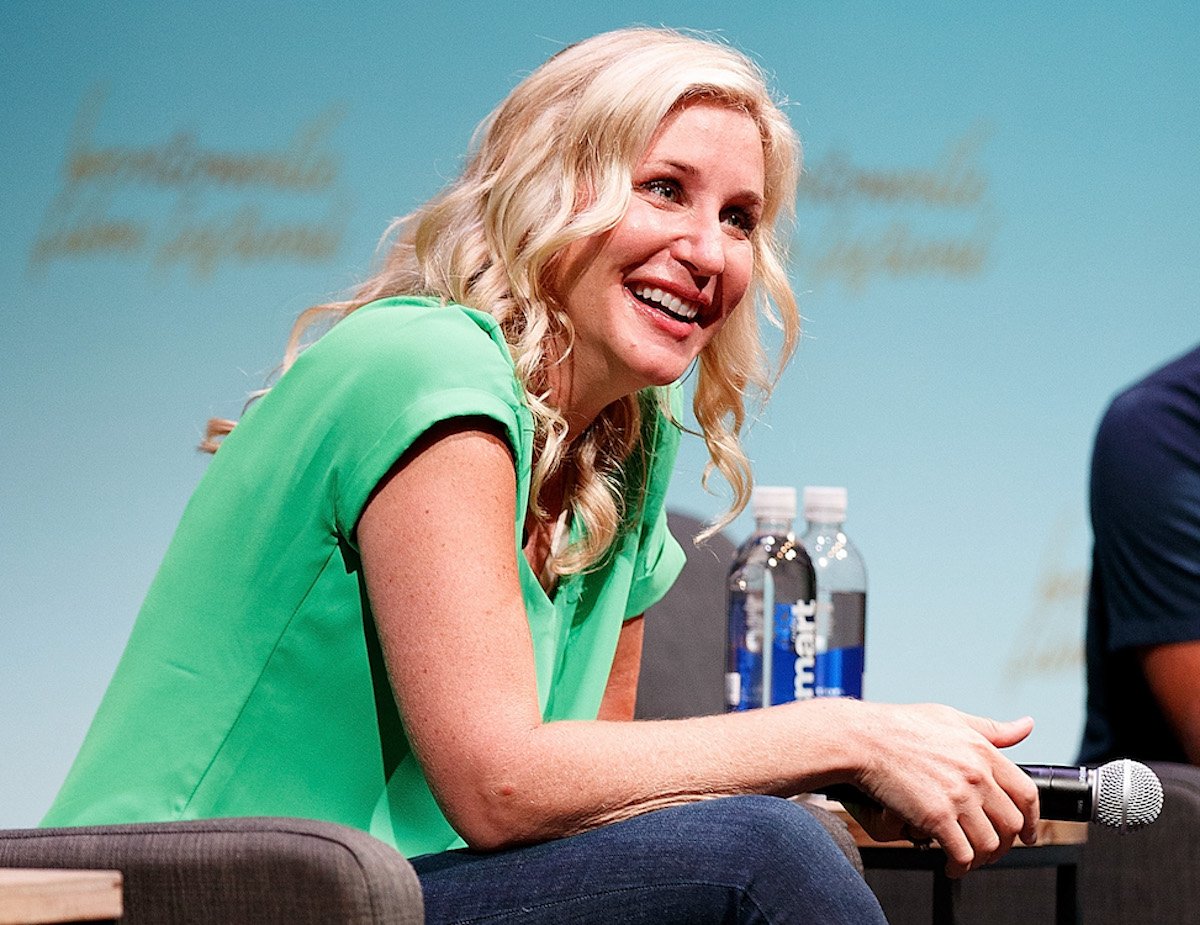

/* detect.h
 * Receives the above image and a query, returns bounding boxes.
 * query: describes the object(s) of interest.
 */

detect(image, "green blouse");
[43,297,685,857]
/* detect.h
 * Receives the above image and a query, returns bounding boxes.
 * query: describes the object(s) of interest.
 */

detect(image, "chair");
[869,761,1200,924]
[1077,761,1200,925]
[635,510,733,722]
[863,766,1200,925]
[0,816,423,924]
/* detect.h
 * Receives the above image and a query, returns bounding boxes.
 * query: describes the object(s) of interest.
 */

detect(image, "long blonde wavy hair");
[205,27,802,575]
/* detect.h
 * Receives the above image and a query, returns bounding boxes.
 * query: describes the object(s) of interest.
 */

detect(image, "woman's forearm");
[482,699,862,842]
[433,696,1037,882]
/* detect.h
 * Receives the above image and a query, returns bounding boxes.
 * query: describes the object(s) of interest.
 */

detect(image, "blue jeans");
[411,795,887,924]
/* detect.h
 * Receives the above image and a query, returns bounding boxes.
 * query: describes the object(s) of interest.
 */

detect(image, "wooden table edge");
[0,868,123,925]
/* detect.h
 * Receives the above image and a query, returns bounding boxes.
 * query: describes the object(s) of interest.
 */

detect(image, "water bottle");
[725,486,817,711]
[801,486,867,699]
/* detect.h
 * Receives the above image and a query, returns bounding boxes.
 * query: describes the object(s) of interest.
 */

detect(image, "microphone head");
[1094,759,1163,832]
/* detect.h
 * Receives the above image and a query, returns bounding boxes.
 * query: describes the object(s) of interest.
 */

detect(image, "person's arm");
[357,419,1038,875]
[596,616,644,722]
[1141,641,1200,764]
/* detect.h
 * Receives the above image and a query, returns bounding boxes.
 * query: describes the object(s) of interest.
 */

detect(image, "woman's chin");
[627,357,694,391]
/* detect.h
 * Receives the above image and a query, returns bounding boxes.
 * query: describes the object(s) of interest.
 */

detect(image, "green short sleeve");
[273,300,530,541]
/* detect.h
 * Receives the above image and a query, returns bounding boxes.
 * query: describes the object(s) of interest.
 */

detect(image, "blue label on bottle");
[726,596,758,711]
[731,635,759,712]
[728,597,816,710]
[815,646,865,699]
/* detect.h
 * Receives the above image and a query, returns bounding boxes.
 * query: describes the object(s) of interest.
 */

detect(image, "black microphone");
[819,758,1163,833]
[1021,760,1162,832]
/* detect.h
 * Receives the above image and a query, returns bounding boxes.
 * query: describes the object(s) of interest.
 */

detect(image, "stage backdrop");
[2,1,1196,826]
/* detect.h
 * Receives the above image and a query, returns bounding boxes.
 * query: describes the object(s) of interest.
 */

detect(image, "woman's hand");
[845,703,1039,877]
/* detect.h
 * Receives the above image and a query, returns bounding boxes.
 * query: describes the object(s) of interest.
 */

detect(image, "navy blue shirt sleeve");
[1079,344,1200,764]
[1090,357,1200,651]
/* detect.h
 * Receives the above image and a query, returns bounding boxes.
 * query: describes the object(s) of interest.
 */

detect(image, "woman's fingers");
[928,795,1018,877]
[996,754,1041,847]
[964,801,1014,870]
[854,703,1040,875]
[938,831,975,879]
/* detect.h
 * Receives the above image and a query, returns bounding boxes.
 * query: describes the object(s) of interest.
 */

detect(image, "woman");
[45,27,1038,923]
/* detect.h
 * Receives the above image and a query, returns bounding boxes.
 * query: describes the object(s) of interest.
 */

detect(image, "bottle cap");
[751,485,796,522]
[803,486,847,523]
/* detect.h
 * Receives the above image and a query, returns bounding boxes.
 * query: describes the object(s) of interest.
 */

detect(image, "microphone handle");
[816,764,1097,823]
[1019,764,1095,822]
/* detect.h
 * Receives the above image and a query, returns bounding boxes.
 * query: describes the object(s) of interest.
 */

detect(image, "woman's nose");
[671,212,726,278]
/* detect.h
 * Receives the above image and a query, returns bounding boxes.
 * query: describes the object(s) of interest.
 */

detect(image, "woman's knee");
[670,796,850,870]
[647,796,884,923]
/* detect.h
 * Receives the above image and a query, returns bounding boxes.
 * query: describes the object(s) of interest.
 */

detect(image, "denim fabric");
[411,795,887,924]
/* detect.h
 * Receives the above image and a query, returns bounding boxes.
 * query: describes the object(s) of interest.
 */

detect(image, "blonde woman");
[46,28,1037,923]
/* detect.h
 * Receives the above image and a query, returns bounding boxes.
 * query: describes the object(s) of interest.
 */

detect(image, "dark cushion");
[636,510,732,720]
[1077,761,1200,924]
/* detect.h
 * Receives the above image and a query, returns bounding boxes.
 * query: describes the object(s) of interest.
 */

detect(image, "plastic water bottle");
[801,486,867,699]
[726,486,817,711]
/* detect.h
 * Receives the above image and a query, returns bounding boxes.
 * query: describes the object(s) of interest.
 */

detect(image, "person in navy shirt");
[1080,344,1200,765]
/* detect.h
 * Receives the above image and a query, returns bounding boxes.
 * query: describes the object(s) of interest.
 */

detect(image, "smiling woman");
[552,102,765,419]
[42,26,1040,925]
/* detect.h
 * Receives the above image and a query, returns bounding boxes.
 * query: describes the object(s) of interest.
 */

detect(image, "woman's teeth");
[632,286,699,321]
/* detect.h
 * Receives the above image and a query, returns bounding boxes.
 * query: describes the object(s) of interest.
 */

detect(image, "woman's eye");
[641,178,680,201]
[722,208,758,235]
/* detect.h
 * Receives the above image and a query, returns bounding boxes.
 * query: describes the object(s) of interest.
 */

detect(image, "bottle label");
[726,595,759,710]
[782,600,817,704]
[815,591,865,699]
[815,646,865,698]
[727,597,816,709]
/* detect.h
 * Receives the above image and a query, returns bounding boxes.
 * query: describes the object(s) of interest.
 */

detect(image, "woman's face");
[553,101,766,413]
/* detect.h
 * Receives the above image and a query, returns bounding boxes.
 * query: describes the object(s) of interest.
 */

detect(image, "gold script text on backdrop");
[794,123,996,294]
[28,86,350,279]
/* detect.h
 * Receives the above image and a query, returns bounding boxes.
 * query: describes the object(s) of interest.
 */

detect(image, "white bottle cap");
[752,485,796,522]
[803,486,847,523]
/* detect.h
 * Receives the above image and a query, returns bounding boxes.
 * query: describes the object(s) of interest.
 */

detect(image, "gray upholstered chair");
[0,816,423,924]
[640,513,1200,924]
[1076,761,1200,925]
[635,510,732,722]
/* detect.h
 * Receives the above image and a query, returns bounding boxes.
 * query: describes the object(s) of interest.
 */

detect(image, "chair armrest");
[0,817,422,925]
[795,800,865,876]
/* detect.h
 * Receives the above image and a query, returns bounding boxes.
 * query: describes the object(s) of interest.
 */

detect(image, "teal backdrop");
[2,1,1197,826]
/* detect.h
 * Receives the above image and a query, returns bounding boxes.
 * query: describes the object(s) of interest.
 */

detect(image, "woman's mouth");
[630,285,699,322]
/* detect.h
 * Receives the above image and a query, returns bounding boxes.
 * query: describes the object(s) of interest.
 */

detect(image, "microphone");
[819,758,1163,833]
[1022,759,1162,832]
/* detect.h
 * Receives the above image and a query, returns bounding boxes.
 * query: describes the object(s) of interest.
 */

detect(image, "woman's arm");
[596,617,644,722]
[357,420,1038,875]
